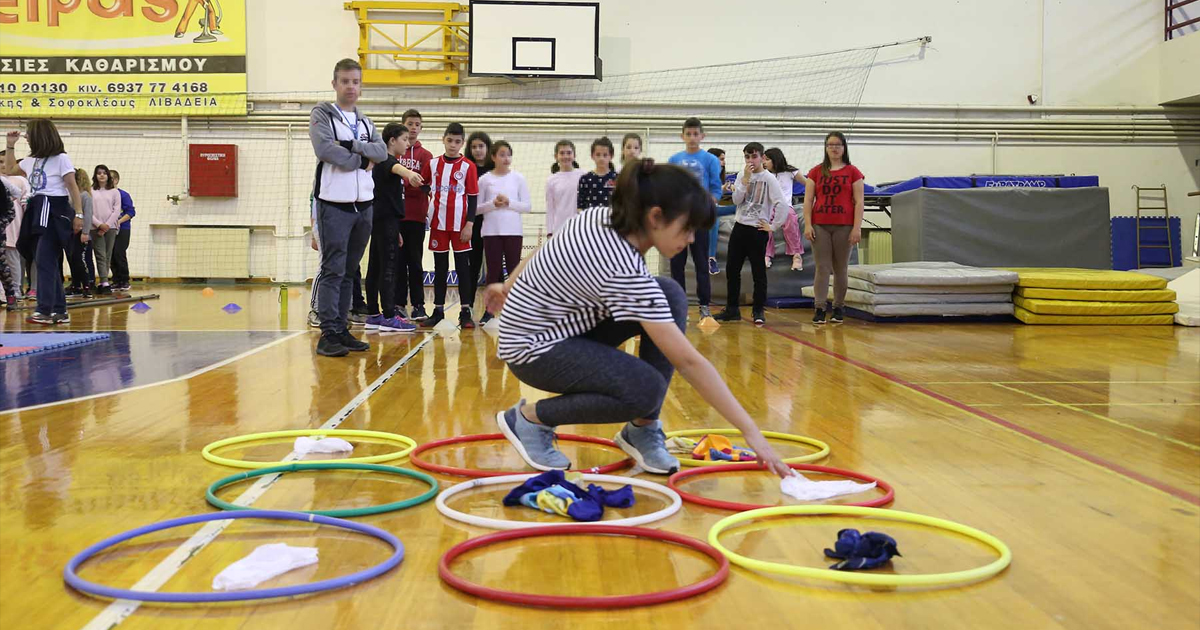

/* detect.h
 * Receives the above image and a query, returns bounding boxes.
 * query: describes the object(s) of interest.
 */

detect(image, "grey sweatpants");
[812,224,852,308]
[506,277,689,428]
[315,201,373,334]
[89,228,117,283]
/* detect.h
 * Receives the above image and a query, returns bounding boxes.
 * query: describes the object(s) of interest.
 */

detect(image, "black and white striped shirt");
[497,206,675,365]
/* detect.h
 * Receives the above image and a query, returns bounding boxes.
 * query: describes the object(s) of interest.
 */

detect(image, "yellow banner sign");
[0,0,247,117]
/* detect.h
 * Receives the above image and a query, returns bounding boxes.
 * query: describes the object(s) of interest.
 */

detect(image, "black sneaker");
[97,284,113,295]
[410,305,429,321]
[812,308,827,325]
[422,307,445,328]
[479,311,494,325]
[713,308,741,322]
[459,307,475,329]
[752,308,765,326]
[316,331,350,357]
[338,331,370,352]
[394,306,408,320]
[52,312,71,325]
[26,312,54,325]
[830,306,845,324]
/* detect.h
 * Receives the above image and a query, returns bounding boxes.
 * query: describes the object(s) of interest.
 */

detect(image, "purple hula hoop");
[63,510,404,603]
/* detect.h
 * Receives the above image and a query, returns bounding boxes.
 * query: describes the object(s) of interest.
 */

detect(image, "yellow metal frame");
[344,1,469,86]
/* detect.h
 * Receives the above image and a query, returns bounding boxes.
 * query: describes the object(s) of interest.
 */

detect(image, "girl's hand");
[310,235,319,251]
[804,224,815,241]
[5,130,19,148]
[484,282,509,314]
[849,227,861,245]
[757,219,772,232]
[494,194,509,207]
[743,434,791,478]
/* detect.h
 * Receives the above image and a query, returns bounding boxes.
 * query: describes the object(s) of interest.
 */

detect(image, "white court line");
[1,332,307,415]
[77,334,435,630]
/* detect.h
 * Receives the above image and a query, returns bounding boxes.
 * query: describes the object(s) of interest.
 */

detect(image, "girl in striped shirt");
[487,158,790,477]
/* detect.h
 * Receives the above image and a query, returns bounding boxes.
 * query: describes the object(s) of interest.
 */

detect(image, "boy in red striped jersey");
[424,122,480,328]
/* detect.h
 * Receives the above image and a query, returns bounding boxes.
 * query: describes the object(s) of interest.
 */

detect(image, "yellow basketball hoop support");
[343,1,470,86]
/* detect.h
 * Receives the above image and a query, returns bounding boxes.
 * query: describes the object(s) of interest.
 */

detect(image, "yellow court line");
[990,383,1200,452]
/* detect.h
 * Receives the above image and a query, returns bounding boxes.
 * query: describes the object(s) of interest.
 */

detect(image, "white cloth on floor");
[212,543,319,591]
[293,436,353,456]
[780,471,876,501]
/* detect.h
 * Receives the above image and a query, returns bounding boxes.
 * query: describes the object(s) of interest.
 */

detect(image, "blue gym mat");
[0,333,111,359]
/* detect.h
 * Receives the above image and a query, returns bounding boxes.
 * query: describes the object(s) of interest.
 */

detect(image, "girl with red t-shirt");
[801,131,864,325]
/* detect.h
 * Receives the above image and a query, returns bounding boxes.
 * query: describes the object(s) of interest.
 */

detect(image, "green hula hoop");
[202,429,417,469]
[206,462,438,518]
[708,505,1012,587]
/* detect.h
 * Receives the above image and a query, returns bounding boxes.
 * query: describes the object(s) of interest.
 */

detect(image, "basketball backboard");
[469,1,601,79]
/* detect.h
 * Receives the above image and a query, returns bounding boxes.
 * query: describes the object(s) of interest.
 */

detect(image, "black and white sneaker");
[410,305,429,321]
[26,312,54,325]
[422,307,445,328]
[752,308,765,326]
[830,306,845,325]
[52,312,71,325]
[812,308,827,325]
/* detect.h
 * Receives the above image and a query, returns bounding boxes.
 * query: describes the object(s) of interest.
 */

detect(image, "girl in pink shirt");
[89,165,122,292]
[543,140,583,236]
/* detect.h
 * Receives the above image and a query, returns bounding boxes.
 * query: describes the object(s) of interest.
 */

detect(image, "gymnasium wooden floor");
[2,284,1198,630]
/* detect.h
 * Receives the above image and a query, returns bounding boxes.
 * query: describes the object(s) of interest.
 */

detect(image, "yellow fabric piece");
[1015,287,1177,302]
[1014,306,1174,325]
[535,490,573,517]
[1005,268,1168,290]
[691,434,755,461]
[1013,296,1179,316]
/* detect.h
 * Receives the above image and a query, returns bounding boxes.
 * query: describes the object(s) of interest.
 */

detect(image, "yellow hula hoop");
[666,428,830,466]
[202,429,418,469]
[708,505,1012,587]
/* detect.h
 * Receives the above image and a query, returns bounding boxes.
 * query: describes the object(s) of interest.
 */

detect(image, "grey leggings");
[507,277,688,428]
[813,224,852,308]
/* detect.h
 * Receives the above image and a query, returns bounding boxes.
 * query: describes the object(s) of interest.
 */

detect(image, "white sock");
[212,543,318,591]
[780,472,876,501]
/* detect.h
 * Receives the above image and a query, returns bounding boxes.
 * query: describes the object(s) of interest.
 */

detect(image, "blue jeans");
[708,206,738,259]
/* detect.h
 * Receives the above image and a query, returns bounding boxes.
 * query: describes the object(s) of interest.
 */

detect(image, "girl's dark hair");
[26,119,65,159]
[550,139,578,174]
[763,147,797,174]
[590,136,614,158]
[92,164,113,190]
[466,131,493,171]
[707,147,725,179]
[821,131,851,177]
[610,158,715,237]
[620,133,642,163]
[490,140,512,158]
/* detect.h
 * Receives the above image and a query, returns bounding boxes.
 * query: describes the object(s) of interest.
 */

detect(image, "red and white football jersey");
[429,155,479,232]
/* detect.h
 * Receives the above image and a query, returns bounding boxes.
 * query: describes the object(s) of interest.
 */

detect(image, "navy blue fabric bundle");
[824,528,901,571]
[502,470,635,522]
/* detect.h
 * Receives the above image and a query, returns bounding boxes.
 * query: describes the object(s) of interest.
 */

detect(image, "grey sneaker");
[496,400,570,471]
[307,310,321,328]
[614,420,679,474]
[698,305,712,320]
[348,312,367,327]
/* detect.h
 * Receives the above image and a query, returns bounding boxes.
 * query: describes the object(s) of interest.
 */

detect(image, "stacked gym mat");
[1009,268,1179,325]
[801,262,1018,320]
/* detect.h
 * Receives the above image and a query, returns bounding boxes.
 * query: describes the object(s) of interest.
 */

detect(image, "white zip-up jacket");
[309,102,387,207]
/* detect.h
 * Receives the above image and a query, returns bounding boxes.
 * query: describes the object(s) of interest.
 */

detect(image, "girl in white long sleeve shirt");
[543,140,583,236]
[478,141,531,323]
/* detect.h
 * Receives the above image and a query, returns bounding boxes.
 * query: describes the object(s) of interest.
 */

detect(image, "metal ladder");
[1131,185,1174,269]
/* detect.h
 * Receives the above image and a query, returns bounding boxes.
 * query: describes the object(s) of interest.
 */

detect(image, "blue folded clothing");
[824,528,901,571]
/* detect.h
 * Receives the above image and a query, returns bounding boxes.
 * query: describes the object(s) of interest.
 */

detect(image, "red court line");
[764,324,1200,507]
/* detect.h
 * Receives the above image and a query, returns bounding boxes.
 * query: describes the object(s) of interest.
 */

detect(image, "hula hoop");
[64,510,404,602]
[436,473,682,530]
[665,428,830,466]
[206,462,438,517]
[708,505,1011,587]
[202,429,418,469]
[668,463,894,511]
[439,524,729,608]
[409,433,633,478]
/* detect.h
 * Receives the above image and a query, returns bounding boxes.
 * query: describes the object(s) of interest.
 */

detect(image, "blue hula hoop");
[64,510,404,603]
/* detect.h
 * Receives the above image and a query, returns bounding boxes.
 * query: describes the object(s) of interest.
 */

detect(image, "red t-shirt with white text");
[806,164,864,226]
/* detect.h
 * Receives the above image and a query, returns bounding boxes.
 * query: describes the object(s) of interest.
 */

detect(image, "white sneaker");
[791,255,804,271]
[765,256,773,268]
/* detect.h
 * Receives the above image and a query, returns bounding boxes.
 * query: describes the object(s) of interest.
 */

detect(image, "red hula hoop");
[410,433,633,478]
[667,463,895,512]
[438,524,729,608]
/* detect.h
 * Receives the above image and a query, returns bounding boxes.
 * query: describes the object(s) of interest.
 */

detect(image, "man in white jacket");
[309,58,387,357]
